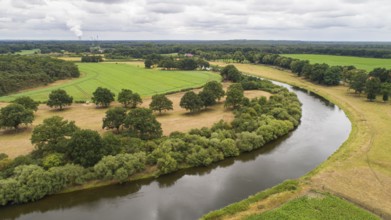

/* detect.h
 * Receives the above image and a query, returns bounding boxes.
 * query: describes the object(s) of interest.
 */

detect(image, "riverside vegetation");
[0,65,302,206]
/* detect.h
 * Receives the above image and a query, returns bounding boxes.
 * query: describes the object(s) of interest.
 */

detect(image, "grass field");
[0,62,221,102]
[15,49,41,55]
[283,54,391,71]
[246,194,379,220]
[203,62,391,219]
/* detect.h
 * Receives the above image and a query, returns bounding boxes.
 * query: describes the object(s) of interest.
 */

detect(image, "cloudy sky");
[1,0,390,41]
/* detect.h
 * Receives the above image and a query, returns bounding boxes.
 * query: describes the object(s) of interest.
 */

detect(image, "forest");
[0,55,80,96]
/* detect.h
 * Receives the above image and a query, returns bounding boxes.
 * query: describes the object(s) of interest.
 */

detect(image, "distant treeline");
[144,54,210,70]
[2,40,391,58]
[245,53,391,102]
[81,55,103,62]
[0,55,80,96]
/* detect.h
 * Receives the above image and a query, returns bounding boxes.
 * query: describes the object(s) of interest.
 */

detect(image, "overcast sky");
[1,0,390,41]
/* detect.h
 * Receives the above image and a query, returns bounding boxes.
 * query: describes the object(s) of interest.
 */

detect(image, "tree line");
[0,55,80,96]
[0,65,302,205]
[144,54,209,70]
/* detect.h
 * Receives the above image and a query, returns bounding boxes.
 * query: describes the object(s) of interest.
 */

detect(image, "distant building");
[184,53,194,57]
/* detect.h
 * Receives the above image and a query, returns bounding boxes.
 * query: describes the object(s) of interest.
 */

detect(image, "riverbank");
[204,63,391,219]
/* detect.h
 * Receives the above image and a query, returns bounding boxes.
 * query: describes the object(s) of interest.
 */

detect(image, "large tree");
[47,89,73,110]
[31,116,79,155]
[349,70,368,94]
[225,83,244,109]
[203,81,225,101]
[220,65,242,82]
[381,82,391,102]
[92,87,115,108]
[102,107,127,132]
[149,94,173,114]
[124,108,162,140]
[198,90,216,108]
[66,129,105,167]
[365,77,381,101]
[0,104,34,130]
[118,89,142,108]
[180,91,203,113]
[12,96,39,112]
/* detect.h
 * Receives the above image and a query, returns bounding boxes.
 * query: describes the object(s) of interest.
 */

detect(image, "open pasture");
[283,54,391,71]
[0,63,221,102]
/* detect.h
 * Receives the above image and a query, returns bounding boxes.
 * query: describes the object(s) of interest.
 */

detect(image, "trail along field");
[0,62,221,102]
[0,86,271,159]
[282,54,391,71]
[207,62,391,219]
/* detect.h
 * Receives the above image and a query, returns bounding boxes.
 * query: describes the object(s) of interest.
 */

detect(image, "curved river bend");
[0,82,351,220]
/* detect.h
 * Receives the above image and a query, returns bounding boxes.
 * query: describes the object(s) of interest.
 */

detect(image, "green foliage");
[149,94,173,113]
[31,116,79,155]
[225,83,244,109]
[0,103,34,130]
[94,152,146,182]
[199,90,217,108]
[380,82,391,101]
[66,129,106,167]
[157,153,178,175]
[42,153,64,169]
[12,96,39,112]
[180,91,204,113]
[81,55,103,63]
[236,132,265,152]
[177,58,198,70]
[221,65,242,82]
[247,194,379,220]
[323,66,342,85]
[203,81,225,101]
[102,107,127,132]
[118,89,142,108]
[47,89,73,110]
[365,77,381,101]
[144,59,153,68]
[92,87,115,108]
[124,108,162,140]
[0,55,79,96]
[349,70,368,93]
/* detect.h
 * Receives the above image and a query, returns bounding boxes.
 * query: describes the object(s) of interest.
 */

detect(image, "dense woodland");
[0,55,80,96]
[0,66,302,206]
[2,40,391,58]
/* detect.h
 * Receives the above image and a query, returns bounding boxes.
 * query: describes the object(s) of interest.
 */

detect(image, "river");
[0,82,351,220]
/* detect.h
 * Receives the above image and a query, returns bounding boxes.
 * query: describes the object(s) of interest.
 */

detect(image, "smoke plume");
[66,20,83,39]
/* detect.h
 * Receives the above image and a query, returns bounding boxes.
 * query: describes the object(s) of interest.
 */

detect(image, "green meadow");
[0,63,221,102]
[15,49,41,55]
[283,54,391,71]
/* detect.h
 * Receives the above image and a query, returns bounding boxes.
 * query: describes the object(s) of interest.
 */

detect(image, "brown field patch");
[0,86,270,158]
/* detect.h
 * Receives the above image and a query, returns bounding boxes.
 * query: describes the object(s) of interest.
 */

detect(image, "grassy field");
[246,194,379,220]
[203,62,391,219]
[15,49,41,55]
[0,62,221,102]
[283,54,391,71]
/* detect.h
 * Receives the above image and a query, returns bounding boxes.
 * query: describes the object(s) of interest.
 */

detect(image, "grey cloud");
[85,0,129,4]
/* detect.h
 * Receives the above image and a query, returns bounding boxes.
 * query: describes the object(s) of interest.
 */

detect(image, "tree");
[220,65,241,82]
[198,90,216,108]
[365,77,381,101]
[149,94,173,114]
[177,58,198,70]
[203,81,225,101]
[349,70,368,94]
[0,104,34,130]
[31,116,79,155]
[124,108,162,140]
[66,129,105,167]
[47,89,73,110]
[118,89,142,108]
[12,96,39,112]
[381,82,391,102]
[92,87,115,108]
[102,107,127,132]
[225,83,244,109]
[290,60,308,76]
[144,59,153,68]
[323,66,342,86]
[369,68,390,83]
[180,91,203,113]
[233,51,245,63]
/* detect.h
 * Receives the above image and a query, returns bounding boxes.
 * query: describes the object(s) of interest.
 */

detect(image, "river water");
[0,82,351,220]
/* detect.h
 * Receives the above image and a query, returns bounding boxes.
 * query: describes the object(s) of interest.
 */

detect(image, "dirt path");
[211,62,391,218]
[0,86,270,159]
